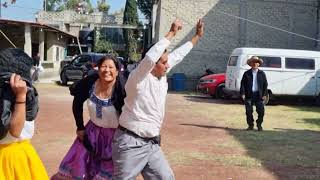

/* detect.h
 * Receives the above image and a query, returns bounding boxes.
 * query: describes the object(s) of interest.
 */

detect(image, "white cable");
[162,6,320,42]
[216,10,320,42]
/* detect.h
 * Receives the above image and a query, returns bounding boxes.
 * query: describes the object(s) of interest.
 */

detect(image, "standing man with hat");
[240,56,268,131]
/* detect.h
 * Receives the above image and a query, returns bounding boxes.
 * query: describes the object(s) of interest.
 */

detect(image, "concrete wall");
[46,32,68,67]
[37,10,124,36]
[155,0,319,83]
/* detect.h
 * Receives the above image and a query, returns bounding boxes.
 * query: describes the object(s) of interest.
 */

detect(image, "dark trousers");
[245,92,264,127]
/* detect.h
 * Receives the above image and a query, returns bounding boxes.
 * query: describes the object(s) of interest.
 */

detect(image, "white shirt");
[119,38,193,138]
[87,96,119,128]
[0,120,34,144]
[252,69,258,92]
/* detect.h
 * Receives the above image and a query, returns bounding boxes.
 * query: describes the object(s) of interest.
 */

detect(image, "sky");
[0,0,127,22]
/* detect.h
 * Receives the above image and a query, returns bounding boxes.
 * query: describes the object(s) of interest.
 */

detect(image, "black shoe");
[246,126,254,131]
[257,126,263,131]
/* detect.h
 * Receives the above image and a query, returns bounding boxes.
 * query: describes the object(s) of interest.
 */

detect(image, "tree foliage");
[40,0,93,13]
[97,0,110,13]
[63,0,93,13]
[94,39,114,54]
[43,0,62,11]
[123,0,139,26]
[137,0,153,20]
[94,29,117,56]
[123,0,139,61]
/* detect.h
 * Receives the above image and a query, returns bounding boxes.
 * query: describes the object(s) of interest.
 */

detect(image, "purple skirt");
[53,121,116,180]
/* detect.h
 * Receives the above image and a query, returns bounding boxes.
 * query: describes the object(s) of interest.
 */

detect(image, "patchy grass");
[168,151,262,168]
[167,93,320,170]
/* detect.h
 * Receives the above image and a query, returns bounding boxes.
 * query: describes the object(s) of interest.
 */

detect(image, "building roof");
[232,48,320,58]
[0,18,76,38]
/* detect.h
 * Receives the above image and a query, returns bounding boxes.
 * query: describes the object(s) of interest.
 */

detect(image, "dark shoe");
[246,126,254,131]
[257,126,263,131]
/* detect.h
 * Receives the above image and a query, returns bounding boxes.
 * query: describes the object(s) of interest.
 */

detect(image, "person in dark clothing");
[31,53,40,82]
[240,56,268,131]
[33,53,40,67]
[0,48,48,179]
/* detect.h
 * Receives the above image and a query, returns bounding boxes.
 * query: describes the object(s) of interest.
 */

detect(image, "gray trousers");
[112,128,175,180]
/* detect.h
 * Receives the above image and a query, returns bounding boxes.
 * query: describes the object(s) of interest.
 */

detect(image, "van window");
[259,56,281,68]
[285,58,315,70]
[228,56,238,66]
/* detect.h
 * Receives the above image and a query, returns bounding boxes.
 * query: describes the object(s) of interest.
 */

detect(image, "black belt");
[118,126,161,146]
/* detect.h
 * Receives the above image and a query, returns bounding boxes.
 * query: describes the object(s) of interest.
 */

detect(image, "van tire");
[215,83,225,99]
[263,91,271,105]
[315,94,320,106]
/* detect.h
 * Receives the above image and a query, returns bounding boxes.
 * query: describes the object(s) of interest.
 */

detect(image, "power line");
[216,10,320,42]
[161,6,320,42]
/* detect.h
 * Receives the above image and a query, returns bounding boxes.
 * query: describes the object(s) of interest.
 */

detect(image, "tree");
[94,39,114,53]
[123,0,139,26]
[65,0,79,10]
[137,0,153,21]
[97,0,110,13]
[123,0,139,61]
[94,29,117,56]
[43,0,63,11]
[64,0,92,13]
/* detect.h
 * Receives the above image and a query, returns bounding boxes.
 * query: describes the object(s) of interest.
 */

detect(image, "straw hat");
[247,56,263,66]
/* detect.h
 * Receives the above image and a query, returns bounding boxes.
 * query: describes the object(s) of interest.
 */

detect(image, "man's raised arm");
[127,19,183,83]
[167,19,204,71]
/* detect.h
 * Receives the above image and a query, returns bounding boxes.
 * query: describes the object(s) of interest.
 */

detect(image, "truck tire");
[315,94,320,106]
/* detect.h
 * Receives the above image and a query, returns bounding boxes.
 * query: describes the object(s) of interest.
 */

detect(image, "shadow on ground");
[303,118,320,128]
[184,94,320,107]
[180,123,320,180]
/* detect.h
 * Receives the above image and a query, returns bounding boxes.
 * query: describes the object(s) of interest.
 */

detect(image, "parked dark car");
[60,53,106,85]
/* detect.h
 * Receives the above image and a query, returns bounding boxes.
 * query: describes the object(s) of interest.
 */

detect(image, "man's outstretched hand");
[196,19,204,37]
[165,19,183,40]
[191,18,204,45]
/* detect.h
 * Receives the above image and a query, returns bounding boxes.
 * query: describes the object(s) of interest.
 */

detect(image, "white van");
[225,48,320,104]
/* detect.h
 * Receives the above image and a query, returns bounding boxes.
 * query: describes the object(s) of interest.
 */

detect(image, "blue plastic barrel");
[172,73,186,91]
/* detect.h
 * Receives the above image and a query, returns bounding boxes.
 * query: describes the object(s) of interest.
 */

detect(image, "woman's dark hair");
[97,55,120,70]
[96,54,126,114]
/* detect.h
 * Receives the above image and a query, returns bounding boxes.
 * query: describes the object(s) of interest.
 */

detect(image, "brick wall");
[155,0,319,90]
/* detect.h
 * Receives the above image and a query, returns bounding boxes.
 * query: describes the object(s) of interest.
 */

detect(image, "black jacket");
[240,69,268,99]
[70,72,127,130]
[0,72,39,139]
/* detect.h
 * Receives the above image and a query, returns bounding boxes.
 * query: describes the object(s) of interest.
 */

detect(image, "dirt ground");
[32,84,320,180]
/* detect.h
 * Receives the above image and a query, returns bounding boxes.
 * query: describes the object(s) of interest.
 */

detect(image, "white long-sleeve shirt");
[252,69,258,92]
[119,38,193,138]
